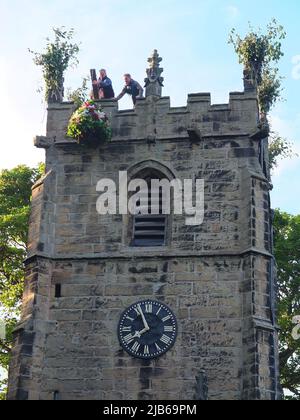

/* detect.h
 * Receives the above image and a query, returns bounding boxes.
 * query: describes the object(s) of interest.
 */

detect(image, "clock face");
[118,300,178,359]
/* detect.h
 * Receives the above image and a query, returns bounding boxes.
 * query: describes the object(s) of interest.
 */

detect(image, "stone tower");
[8,51,281,400]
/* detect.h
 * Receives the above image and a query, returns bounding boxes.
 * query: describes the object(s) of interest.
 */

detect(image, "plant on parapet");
[29,27,80,103]
[66,75,90,109]
[67,100,112,146]
[229,18,286,115]
[229,20,298,171]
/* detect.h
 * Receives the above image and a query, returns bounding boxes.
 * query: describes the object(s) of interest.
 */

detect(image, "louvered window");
[133,215,167,247]
[131,175,167,247]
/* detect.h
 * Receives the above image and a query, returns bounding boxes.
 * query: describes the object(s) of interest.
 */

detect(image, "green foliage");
[229,19,286,113]
[0,379,8,400]
[67,100,112,146]
[29,27,80,103]
[66,76,90,109]
[0,164,44,399]
[273,210,300,399]
[269,133,297,170]
[258,67,283,114]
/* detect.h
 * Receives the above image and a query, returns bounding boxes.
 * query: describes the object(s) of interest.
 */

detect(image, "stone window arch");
[125,160,176,248]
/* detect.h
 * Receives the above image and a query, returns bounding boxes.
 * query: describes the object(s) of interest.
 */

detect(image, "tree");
[29,27,80,103]
[229,19,286,114]
[273,210,300,399]
[0,164,44,400]
[228,21,298,172]
[269,133,297,171]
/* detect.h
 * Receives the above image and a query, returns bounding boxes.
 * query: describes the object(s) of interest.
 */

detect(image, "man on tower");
[116,74,144,105]
[92,69,115,99]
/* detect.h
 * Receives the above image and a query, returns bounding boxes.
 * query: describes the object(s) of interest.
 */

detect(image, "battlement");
[36,89,258,149]
[35,49,259,148]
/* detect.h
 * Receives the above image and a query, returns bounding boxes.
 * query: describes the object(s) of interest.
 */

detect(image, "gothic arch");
[125,160,175,247]
[127,160,176,182]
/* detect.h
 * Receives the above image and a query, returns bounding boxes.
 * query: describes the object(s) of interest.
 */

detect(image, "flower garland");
[67,100,112,146]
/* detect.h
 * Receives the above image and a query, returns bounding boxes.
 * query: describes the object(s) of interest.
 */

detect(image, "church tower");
[8,51,281,400]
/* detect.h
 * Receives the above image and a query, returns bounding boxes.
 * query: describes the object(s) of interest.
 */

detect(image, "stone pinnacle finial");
[148,49,162,69]
[145,50,164,97]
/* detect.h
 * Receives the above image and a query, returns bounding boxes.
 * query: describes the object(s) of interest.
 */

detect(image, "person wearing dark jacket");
[116,74,144,105]
[93,69,115,99]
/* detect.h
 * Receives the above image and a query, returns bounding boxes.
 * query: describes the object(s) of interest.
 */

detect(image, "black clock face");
[118,300,178,359]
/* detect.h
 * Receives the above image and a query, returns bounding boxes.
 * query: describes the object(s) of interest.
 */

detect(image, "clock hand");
[138,304,150,331]
[131,328,148,340]
[132,331,141,339]
[138,327,149,336]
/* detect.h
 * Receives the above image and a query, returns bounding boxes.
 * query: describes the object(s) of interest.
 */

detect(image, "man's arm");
[115,87,126,101]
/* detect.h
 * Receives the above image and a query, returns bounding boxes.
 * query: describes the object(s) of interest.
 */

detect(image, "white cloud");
[226,5,240,20]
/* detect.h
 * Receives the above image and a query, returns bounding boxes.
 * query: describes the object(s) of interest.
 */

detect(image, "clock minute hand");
[138,304,150,331]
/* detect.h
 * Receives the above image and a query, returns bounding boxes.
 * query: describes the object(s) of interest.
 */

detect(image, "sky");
[0,0,299,214]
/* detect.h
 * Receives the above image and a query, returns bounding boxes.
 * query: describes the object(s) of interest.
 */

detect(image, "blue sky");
[0,0,299,214]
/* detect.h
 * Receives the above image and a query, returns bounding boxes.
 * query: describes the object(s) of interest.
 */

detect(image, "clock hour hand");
[138,304,150,331]
[138,327,149,336]
[132,331,142,339]
[131,327,148,340]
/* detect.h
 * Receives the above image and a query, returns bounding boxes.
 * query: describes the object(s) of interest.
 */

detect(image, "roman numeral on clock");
[155,343,162,352]
[164,326,174,333]
[131,342,140,353]
[144,345,150,355]
[145,303,153,313]
[162,315,171,322]
[156,306,162,316]
[160,334,171,345]
[123,333,134,344]
[122,326,132,333]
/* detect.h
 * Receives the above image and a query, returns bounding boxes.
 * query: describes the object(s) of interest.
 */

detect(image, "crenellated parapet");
[36,89,259,149]
[34,49,259,149]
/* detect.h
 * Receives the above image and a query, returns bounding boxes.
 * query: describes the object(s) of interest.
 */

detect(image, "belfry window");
[131,172,168,247]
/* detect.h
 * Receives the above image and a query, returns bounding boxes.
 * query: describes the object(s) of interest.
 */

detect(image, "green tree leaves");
[67,75,90,109]
[0,164,44,399]
[274,210,300,399]
[29,27,80,103]
[269,134,297,171]
[229,19,286,113]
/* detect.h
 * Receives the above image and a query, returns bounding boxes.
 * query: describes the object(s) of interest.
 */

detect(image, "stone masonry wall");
[8,91,281,400]
[40,256,244,400]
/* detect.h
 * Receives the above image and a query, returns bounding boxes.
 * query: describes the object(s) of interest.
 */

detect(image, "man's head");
[124,74,132,85]
[100,69,107,79]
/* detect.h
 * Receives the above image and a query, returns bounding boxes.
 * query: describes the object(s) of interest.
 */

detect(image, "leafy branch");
[269,132,298,170]
[229,19,286,114]
[66,75,90,108]
[29,27,80,103]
